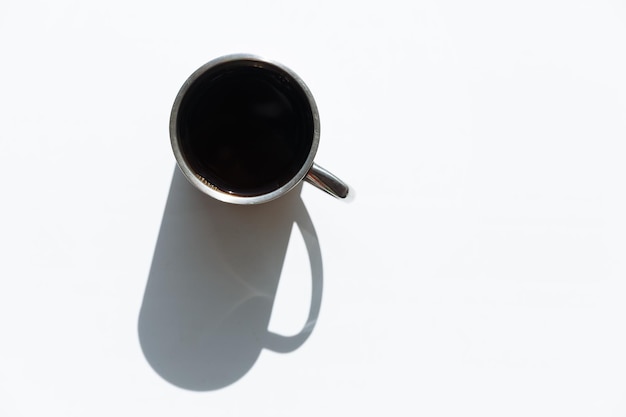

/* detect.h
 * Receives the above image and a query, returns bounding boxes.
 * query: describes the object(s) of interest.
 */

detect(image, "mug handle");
[264,200,323,353]
[305,163,351,200]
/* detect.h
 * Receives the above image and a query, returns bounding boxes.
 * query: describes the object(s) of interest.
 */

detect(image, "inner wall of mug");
[175,58,316,198]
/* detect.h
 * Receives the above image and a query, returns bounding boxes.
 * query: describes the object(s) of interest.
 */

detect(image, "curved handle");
[305,163,350,200]
[264,200,323,353]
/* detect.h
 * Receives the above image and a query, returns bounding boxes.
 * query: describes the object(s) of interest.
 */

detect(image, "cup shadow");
[138,169,323,391]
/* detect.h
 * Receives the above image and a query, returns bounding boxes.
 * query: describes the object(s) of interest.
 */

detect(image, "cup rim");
[169,54,321,205]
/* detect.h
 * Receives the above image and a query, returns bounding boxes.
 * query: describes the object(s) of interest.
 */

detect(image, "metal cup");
[169,54,350,205]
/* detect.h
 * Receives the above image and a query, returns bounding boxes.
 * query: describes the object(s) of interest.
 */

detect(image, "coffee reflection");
[177,63,314,196]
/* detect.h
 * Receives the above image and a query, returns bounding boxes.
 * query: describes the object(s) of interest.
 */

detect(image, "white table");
[2,1,626,415]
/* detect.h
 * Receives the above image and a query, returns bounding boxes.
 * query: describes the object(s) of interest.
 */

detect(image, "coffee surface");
[177,64,314,196]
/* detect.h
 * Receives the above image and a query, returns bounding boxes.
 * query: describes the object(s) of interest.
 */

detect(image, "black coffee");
[176,62,315,196]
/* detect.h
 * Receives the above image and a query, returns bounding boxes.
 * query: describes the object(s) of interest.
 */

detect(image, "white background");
[2,0,626,415]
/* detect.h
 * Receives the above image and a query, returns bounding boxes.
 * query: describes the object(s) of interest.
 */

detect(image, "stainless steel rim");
[169,54,321,205]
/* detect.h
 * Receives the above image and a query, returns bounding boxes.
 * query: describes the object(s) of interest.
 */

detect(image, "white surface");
[2,0,626,415]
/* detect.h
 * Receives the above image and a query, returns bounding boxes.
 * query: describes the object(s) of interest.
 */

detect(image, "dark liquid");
[176,63,314,196]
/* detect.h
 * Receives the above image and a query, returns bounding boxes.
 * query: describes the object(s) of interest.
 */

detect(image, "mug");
[169,54,350,204]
